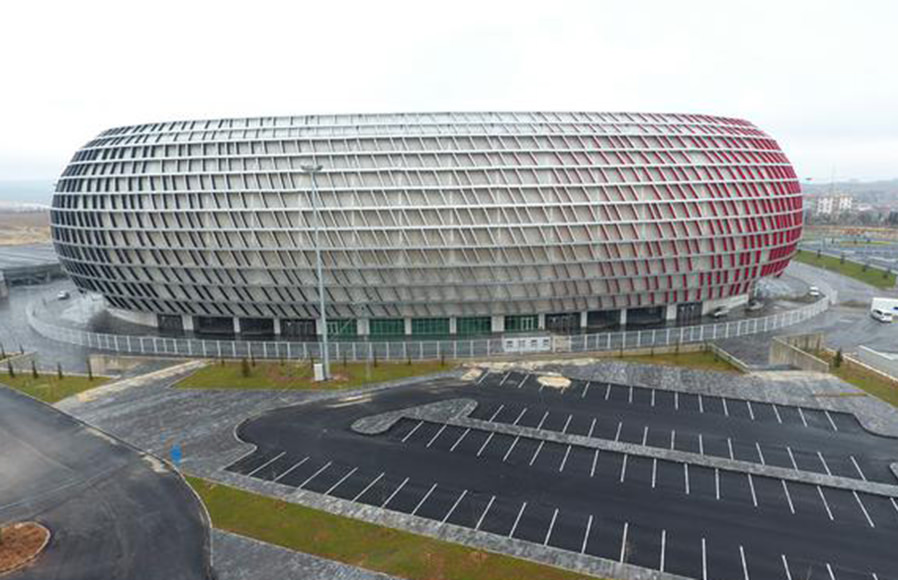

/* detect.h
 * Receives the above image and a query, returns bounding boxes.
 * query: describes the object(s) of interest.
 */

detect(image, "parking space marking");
[642,426,649,446]
[891,497,898,515]
[715,468,720,500]
[652,458,658,489]
[509,502,528,538]
[773,404,783,424]
[477,371,489,385]
[488,404,505,422]
[698,434,704,455]
[740,545,750,580]
[382,477,410,508]
[660,529,667,571]
[748,474,758,507]
[825,411,839,431]
[562,414,573,434]
[536,410,550,430]
[591,449,600,477]
[782,554,793,580]
[545,508,559,545]
[582,382,591,399]
[512,408,527,425]
[787,446,799,470]
[727,437,735,460]
[476,433,495,457]
[826,563,836,580]
[352,472,384,501]
[560,445,572,472]
[325,466,358,495]
[670,430,676,450]
[274,456,309,483]
[684,463,690,494]
[401,421,424,443]
[629,386,634,404]
[475,495,495,530]
[588,418,597,438]
[442,489,468,523]
[782,481,795,514]
[605,384,612,400]
[817,486,835,521]
[850,456,868,481]
[499,372,510,386]
[698,394,704,413]
[620,454,629,482]
[411,483,438,516]
[798,407,809,428]
[246,451,286,478]
[747,401,756,421]
[853,491,875,528]
[529,441,545,466]
[701,537,708,580]
[502,436,520,462]
[674,391,679,411]
[723,398,730,417]
[620,522,629,562]
[615,421,623,442]
[299,461,334,489]
[450,428,470,451]
[755,442,766,465]
[581,515,593,554]
[426,424,448,448]
[818,452,832,476]
[651,389,656,407]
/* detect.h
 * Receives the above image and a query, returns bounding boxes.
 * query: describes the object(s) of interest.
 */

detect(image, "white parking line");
[652,458,658,489]
[727,437,735,460]
[797,407,808,427]
[401,421,424,443]
[781,554,793,580]
[740,545,750,580]
[826,563,836,580]
[715,468,720,500]
[581,515,593,554]
[352,472,385,501]
[748,473,758,507]
[674,391,679,411]
[582,382,591,399]
[442,489,468,523]
[850,456,868,481]
[488,404,505,422]
[509,502,528,538]
[787,446,799,470]
[325,467,359,495]
[747,400,756,421]
[502,437,520,462]
[722,398,730,417]
[817,486,835,521]
[629,386,634,404]
[825,410,839,431]
[615,421,623,442]
[298,461,334,489]
[620,522,629,562]
[660,529,667,572]
[561,414,572,434]
[782,480,795,514]
[499,372,510,386]
[426,424,448,448]
[411,483,438,515]
[529,441,545,466]
[536,410,550,430]
[853,491,875,528]
[891,497,898,515]
[544,508,559,545]
[701,537,708,580]
[605,384,611,400]
[475,496,495,530]
[560,445,572,472]
[651,389,656,407]
[476,433,495,457]
[382,476,409,508]
[476,371,489,385]
[588,418,597,438]
[246,451,286,478]
[818,451,832,475]
[620,454,629,482]
[698,434,704,455]
[450,428,471,451]
[684,463,690,495]
[642,426,649,446]
[591,449,600,477]
[773,404,783,424]
[274,456,309,483]
[512,408,527,425]
[755,442,766,465]
[517,374,526,388]
[698,394,704,413]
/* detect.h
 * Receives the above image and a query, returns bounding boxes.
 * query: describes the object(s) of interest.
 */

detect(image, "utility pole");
[302,164,329,381]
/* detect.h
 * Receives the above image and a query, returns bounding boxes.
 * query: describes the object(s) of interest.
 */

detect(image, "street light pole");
[302,164,329,381]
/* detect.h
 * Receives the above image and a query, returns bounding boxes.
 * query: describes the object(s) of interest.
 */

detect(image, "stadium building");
[50,112,802,338]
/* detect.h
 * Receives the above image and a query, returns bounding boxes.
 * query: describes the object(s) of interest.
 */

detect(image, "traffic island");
[0,522,51,575]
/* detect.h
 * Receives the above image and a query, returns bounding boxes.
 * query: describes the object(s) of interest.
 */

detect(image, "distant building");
[814,195,853,215]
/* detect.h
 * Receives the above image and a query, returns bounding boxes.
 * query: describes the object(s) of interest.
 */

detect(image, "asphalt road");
[231,375,898,580]
[0,386,212,580]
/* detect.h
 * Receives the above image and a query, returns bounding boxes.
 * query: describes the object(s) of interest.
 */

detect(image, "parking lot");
[227,373,898,580]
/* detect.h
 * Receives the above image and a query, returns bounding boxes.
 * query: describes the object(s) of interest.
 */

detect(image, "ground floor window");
[327,319,357,338]
[411,317,449,336]
[457,316,491,336]
[281,318,316,337]
[504,314,538,333]
[370,318,405,337]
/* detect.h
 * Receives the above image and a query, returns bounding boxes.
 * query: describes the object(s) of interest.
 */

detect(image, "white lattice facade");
[50,112,802,337]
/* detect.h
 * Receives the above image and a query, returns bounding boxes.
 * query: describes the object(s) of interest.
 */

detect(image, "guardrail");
[28,294,833,362]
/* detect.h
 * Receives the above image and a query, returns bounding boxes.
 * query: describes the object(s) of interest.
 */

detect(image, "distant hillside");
[802,178,898,206]
[0,208,50,246]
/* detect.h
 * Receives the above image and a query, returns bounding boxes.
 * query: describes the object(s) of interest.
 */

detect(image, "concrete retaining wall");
[770,333,829,373]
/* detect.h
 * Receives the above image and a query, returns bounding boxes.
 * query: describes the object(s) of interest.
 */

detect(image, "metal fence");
[28,294,834,362]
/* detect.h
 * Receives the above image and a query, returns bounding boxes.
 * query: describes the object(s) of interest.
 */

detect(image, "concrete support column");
[580,311,588,329]
[182,315,195,332]
[537,313,546,330]
[272,318,281,336]
[232,317,240,334]
[404,318,412,336]
[358,318,370,337]
[665,304,677,321]
[314,318,322,336]
[491,315,505,333]
[620,309,628,326]
[449,317,457,335]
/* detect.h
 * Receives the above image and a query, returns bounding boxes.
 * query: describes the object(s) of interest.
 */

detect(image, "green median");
[794,249,896,289]
[0,371,110,403]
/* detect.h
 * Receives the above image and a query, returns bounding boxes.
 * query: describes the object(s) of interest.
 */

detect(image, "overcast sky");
[1,0,895,186]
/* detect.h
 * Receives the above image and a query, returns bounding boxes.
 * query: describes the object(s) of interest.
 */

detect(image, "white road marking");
[560,445,572,472]
[748,474,758,507]
[826,563,836,580]
[652,458,658,489]
[740,545,750,580]
[651,389,656,407]
[620,454,629,483]
[562,414,573,434]
[817,486,835,521]
[853,491,875,528]
[509,502,528,538]
[684,463,690,495]
[475,496,495,530]
[298,461,333,489]
[670,430,676,450]
[782,480,795,514]
[325,467,359,495]
[411,483,438,515]
[698,394,704,413]
[536,410,550,430]
[426,424,448,448]
[715,468,720,500]
[488,404,505,421]
[615,421,623,442]
[698,434,704,455]
[620,522,629,562]
[660,529,667,572]
[818,452,832,475]
[582,382,591,399]
[274,456,309,483]
[629,385,634,404]
[702,537,708,580]
[512,407,528,425]
[747,400,756,421]
[798,407,808,427]
[674,391,679,411]
[529,441,545,466]
[642,426,649,446]
[781,554,793,580]
[499,372,510,386]
[352,472,384,501]
[382,476,409,508]
[442,489,468,523]
[825,410,839,431]
[581,515,593,554]
[722,398,730,417]
[787,446,799,470]
[727,437,735,460]
[591,449,600,477]
[476,370,489,385]
[401,421,424,443]
[605,384,611,400]
[246,451,286,478]
[450,428,471,451]
[891,497,898,515]
[773,404,783,424]
[502,436,520,462]
[755,442,766,465]
[544,508,559,545]
[850,456,868,481]
[588,417,597,438]
[476,433,495,457]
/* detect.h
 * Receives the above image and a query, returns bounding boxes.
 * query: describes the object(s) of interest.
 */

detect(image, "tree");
[31,360,39,379]
[833,348,843,369]
[241,358,251,377]
[86,358,93,380]
[57,362,64,380]
[816,248,821,259]
[6,360,14,378]
[840,253,845,264]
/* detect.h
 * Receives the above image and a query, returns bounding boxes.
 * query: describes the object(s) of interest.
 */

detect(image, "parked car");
[808,286,821,297]
[711,307,729,318]
[871,308,893,323]
[56,290,70,300]
[746,300,763,312]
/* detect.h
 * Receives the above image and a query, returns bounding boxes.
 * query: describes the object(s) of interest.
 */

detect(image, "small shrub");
[833,348,843,369]
[31,360,39,379]
[373,352,378,368]
[86,358,93,380]
[250,353,256,367]
[57,362,64,380]
[7,360,14,378]
[241,358,251,377]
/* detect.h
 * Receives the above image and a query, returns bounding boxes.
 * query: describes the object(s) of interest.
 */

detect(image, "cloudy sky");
[1,0,895,186]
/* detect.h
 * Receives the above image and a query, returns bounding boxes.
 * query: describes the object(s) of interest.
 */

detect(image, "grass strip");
[0,372,110,403]
[793,249,896,289]
[817,352,898,408]
[186,476,599,580]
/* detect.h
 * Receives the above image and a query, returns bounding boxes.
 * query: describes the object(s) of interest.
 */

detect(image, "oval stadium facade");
[50,112,802,338]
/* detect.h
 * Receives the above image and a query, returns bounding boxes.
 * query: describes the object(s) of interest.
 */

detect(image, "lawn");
[177,360,455,390]
[618,350,740,373]
[187,476,599,580]
[0,371,110,403]
[793,249,896,289]
[818,351,898,408]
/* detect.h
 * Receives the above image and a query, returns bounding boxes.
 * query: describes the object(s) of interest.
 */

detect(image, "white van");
[871,308,893,323]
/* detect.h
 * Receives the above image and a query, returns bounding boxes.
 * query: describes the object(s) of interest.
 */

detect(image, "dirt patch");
[0,522,51,575]
[0,211,51,245]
